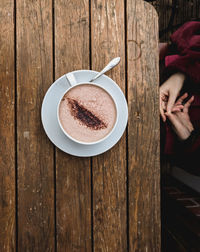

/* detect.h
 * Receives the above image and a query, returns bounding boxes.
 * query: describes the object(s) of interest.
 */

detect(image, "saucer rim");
[41,69,128,157]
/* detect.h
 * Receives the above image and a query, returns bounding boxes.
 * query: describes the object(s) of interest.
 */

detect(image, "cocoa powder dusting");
[67,98,107,130]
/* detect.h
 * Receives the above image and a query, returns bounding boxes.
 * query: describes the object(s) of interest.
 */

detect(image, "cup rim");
[57,82,119,145]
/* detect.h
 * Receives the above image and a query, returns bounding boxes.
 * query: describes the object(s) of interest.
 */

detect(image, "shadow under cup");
[57,82,118,145]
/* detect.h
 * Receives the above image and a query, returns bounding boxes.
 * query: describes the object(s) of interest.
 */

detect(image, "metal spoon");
[65,57,121,86]
[89,57,121,82]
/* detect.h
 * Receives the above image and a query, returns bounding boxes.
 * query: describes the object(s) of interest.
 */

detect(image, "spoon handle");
[90,57,120,82]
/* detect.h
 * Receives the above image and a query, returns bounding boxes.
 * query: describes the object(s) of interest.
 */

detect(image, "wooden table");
[0,0,160,251]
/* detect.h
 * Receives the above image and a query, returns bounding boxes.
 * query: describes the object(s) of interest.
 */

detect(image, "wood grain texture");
[91,1,127,251]
[0,0,15,251]
[127,1,160,251]
[55,1,91,251]
[0,0,161,250]
[17,1,54,251]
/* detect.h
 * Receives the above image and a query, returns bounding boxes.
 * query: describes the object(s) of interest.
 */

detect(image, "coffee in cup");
[58,83,117,144]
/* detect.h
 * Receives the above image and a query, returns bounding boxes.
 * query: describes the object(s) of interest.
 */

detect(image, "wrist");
[179,125,194,141]
[173,72,186,82]
[178,128,200,149]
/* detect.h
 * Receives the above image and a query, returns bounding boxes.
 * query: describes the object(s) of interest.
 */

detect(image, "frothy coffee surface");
[59,84,117,143]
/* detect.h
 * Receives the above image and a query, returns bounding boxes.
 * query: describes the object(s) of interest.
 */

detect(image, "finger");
[172,105,184,112]
[161,94,168,102]
[160,97,167,122]
[161,113,166,122]
[183,96,194,113]
[167,92,178,113]
[165,111,182,130]
[160,96,167,109]
[175,93,188,105]
[160,105,166,122]
[171,105,184,112]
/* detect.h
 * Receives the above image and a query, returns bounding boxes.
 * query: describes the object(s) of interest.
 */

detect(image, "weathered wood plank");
[0,0,15,251]
[91,1,127,251]
[54,0,91,251]
[17,1,54,251]
[127,1,160,251]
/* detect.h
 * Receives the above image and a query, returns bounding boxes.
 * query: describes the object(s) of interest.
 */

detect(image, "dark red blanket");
[163,22,200,175]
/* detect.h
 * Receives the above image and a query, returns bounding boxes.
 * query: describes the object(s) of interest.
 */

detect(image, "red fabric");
[164,21,200,155]
[165,21,200,84]
[164,95,200,154]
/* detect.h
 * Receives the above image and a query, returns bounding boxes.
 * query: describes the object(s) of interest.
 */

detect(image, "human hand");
[165,93,194,140]
[160,72,186,122]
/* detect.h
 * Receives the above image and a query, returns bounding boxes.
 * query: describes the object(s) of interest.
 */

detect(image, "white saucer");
[41,70,128,157]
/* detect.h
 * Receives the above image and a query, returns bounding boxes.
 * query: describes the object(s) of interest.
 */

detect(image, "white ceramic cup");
[57,72,118,145]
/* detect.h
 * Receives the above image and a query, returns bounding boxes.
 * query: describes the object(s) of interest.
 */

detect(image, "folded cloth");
[165,21,200,85]
[162,21,200,161]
